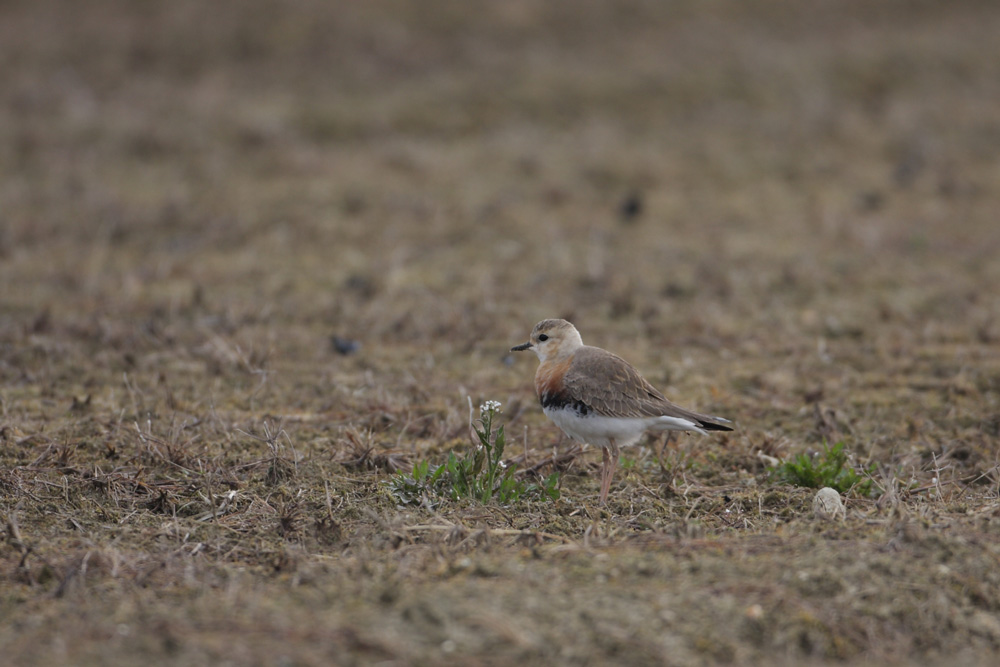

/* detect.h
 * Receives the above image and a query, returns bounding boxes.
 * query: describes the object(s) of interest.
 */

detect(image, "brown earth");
[2,1,1000,664]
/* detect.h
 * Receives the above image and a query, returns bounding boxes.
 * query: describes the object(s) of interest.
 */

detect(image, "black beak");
[510,342,532,352]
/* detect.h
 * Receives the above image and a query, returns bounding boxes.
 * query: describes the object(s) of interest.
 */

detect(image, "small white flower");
[480,400,502,415]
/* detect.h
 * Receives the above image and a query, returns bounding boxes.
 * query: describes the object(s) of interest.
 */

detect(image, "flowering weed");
[389,400,560,506]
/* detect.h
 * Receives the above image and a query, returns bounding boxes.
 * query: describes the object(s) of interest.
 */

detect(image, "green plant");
[771,441,876,496]
[389,400,560,506]
[619,454,639,471]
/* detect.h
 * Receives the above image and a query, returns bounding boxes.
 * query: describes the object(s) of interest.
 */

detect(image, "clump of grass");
[238,421,297,485]
[772,441,877,496]
[390,400,560,506]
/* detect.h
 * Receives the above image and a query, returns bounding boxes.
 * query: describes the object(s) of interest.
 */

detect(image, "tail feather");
[698,418,733,432]
[651,412,734,435]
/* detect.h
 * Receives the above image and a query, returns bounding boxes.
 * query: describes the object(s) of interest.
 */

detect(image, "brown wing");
[562,346,732,430]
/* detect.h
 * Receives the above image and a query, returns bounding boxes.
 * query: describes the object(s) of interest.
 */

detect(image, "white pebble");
[813,487,845,520]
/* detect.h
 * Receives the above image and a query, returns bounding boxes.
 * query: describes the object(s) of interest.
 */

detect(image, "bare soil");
[2,1,1000,664]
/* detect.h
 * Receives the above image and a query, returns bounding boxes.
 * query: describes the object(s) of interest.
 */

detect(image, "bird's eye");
[538,334,549,342]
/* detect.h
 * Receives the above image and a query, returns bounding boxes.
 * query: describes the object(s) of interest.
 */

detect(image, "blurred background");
[4,2,997,333]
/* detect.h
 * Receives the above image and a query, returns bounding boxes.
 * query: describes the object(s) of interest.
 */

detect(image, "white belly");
[543,406,707,448]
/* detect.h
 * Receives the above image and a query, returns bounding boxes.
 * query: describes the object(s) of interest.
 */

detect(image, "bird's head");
[510,319,583,363]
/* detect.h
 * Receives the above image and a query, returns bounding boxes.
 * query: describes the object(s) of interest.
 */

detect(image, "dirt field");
[2,1,1000,664]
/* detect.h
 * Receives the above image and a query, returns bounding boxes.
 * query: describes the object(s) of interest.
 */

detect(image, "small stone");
[813,487,845,521]
[756,451,780,468]
[969,609,1000,641]
[618,192,644,223]
[331,336,361,356]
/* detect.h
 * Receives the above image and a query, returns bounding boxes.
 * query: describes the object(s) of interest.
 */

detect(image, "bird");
[511,319,733,504]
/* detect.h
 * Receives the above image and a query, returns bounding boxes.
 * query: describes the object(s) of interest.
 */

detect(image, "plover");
[511,319,733,504]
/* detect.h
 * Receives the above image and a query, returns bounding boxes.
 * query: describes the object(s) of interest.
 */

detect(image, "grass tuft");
[771,441,877,497]
[389,399,560,506]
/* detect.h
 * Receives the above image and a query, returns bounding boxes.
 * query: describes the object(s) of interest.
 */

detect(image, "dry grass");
[2,0,1000,664]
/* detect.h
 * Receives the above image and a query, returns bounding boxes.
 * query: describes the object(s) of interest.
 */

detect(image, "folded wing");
[563,346,733,431]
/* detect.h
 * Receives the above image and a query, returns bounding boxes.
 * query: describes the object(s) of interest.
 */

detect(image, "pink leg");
[598,440,619,505]
[599,446,611,504]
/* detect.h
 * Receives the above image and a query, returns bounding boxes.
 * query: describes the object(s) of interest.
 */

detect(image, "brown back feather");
[562,346,732,429]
